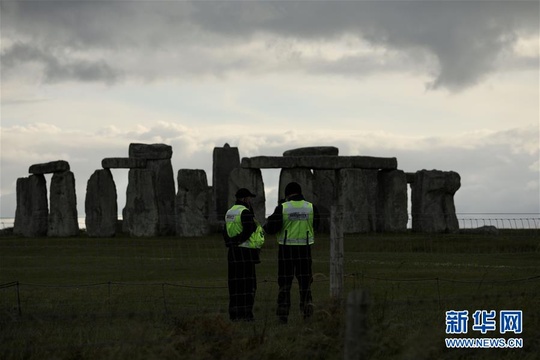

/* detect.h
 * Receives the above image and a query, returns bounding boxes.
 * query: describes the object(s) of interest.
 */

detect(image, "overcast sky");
[1,0,539,221]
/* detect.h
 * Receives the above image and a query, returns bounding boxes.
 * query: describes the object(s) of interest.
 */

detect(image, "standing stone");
[14,175,48,237]
[313,170,338,233]
[49,171,79,237]
[228,168,266,224]
[129,143,176,235]
[411,170,461,233]
[377,170,408,232]
[279,168,315,202]
[176,169,210,237]
[123,169,159,237]
[338,169,378,233]
[213,144,240,221]
[85,169,117,237]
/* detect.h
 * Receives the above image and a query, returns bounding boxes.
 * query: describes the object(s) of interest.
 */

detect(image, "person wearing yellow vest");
[223,188,265,322]
[263,182,320,324]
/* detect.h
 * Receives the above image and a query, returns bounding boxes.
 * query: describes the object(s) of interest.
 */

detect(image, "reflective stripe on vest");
[225,205,264,249]
[277,200,314,245]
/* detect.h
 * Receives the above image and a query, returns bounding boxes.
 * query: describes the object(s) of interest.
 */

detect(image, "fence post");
[344,290,370,360]
[330,205,344,300]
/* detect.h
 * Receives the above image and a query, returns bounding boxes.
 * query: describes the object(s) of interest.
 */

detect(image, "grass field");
[1,230,539,359]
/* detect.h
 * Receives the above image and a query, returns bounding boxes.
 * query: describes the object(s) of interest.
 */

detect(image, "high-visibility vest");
[277,200,314,245]
[225,205,264,249]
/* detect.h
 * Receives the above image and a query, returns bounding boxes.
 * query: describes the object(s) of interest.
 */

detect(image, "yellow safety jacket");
[225,205,265,249]
[277,200,315,245]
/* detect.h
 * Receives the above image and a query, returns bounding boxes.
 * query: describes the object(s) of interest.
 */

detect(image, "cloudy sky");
[1,0,539,222]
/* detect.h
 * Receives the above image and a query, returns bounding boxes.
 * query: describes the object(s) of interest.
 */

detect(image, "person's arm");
[263,204,283,235]
[312,204,320,232]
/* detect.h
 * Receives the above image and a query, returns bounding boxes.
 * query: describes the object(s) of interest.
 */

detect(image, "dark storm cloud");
[1,0,538,90]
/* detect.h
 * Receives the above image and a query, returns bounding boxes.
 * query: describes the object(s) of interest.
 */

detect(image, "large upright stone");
[228,168,266,224]
[14,175,48,237]
[411,170,461,233]
[377,170,408,232]
[85,169,118,237]
[213,144,240,220]
[123,169,159,237]
[128,143,176,235]
[313,169,338,233]
[176,169,210,237]
[48,171,79,237]
[338,169,378,233]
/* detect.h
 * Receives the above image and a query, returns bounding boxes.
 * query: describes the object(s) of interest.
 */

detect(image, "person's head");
[284,182,302,200]
[235,188,256,205]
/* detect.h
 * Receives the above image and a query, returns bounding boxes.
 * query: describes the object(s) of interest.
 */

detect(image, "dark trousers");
[276,245,313,320]
[228,247,257,321]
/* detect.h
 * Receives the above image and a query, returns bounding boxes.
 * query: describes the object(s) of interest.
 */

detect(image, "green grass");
[0,231,539,359]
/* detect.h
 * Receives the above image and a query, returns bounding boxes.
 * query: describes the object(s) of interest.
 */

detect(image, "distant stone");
[228,168,266,224]
[405,172,416,184]
[147,158,176,235]
[176,169,210,237]
[29,160,70,174]
[123,169,159,237]
[213,144,240,220]
[279,168,315,203]
[377,170,408,232]
[460,226,499,236]
[339,169,378,233]
[129,143,173,160]
[313,170,337,233]
[102,157,146,169]
[411,170,461,233]
[283,146,339,157]
[241,156,397,170]
[14,175,48,237]
[48,171,79,237]
[85,169,117,237]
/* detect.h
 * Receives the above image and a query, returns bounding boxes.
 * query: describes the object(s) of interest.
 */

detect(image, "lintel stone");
[241,156,397,170]
[29,160,70,174]
[283,146,339,157]
[102,157,147,169]
[129,143,172,160]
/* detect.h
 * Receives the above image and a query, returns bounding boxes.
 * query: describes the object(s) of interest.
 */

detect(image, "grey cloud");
[1,1,538,89]
[1,42,121,84]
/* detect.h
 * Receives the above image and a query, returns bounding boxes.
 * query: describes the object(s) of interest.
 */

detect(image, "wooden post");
[344,290,370,360]
[330,205,344,299]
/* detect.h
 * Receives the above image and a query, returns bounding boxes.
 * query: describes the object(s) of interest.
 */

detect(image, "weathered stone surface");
[213,144,240,220]
[338,169,378,233]
[129,143,172,160]
[377,170,408,232]
[14,175,48,237]
[146,159,176,235]
[123,169,159,237]
[283,146,339,157]
[313,170,338,233]
[405,172,416,184]
[176,169,210,237]
[228,168,266,224]
[85,169,118,237]
[102,157,146,169]
[279,168,315,203]
[411,170,461,233]
[241,156,397,170]
[29,160,70,174]
[460,225,499,236]
[49,171,79,237]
